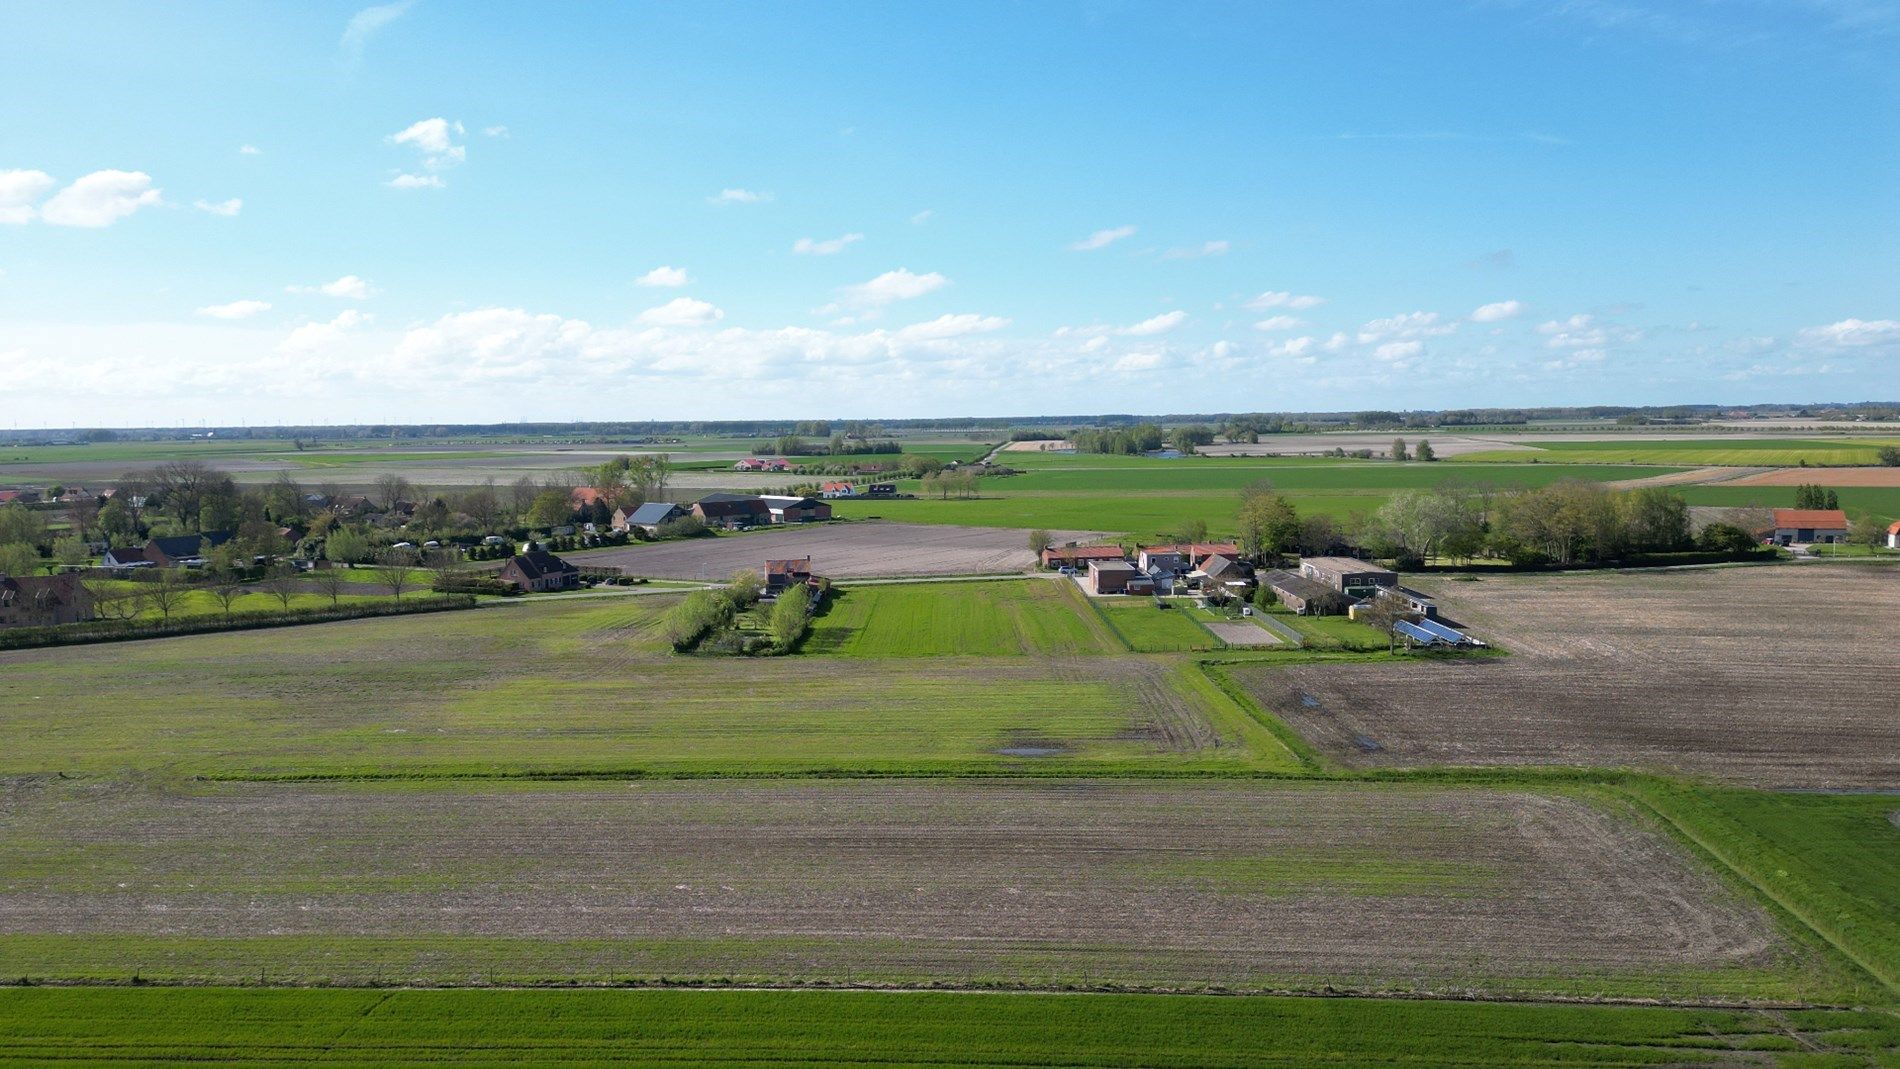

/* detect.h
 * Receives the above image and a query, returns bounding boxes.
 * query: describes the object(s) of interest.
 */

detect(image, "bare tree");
[261,563,303,612]
[509,476,539,519]
[1354,590,1412,653]
[91,581,149,623]
[206,576,251,622]
[373,547,421,601]
[461,481,503,531]
[143,571,190,624]
[373,474,413,511]
[68,494,101,541]
[309,564,350,607]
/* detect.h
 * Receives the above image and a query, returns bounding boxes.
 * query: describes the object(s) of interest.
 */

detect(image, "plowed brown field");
[1238,565,1900,787]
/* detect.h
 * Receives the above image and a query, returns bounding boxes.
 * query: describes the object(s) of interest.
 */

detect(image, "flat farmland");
[1236,565,1900,788]
[0,598,1291,776]
[1727,466,1900,487]
[1452,438,1900,467]
[804,580,1116,656]
[572,521,1107,579]
[0,779,1823,1000]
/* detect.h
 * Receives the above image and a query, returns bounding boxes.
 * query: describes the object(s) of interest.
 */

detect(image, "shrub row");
[0,596,479,651]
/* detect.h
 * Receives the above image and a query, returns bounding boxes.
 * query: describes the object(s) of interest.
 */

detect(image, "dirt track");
[0,779,1785,993]
[573,521,1108,579]
[1239,565,1900,788]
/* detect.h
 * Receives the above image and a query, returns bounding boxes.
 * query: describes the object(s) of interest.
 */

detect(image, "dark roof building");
[0,572,93,628]
[143,531,233,567]
[615,501,687,533]
[1299,556,1397,596]
[764,556,817,595]
[692,492,771,527]
[1263,569,1345,616]
[497,547,580,592]
[1041,544,1127,569]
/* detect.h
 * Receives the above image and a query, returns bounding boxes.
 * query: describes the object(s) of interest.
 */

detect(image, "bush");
[656,516,709,539]
[664,590,735,651]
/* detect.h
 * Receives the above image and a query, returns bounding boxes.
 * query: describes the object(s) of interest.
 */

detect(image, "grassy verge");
[1,987,1892,1068]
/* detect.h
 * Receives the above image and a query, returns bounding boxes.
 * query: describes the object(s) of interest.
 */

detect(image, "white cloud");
[193,197,243,217]
[1357,311,1456,344]
[196,299,272,320]
[635,266,691,288]
[387,173,445,190]
[0,170,56,224]
[1537,313,1594,334]
[1270,336,1317,361]
[289,275,374,299]
[894,313,1011,342]
[1122,310,1188,336]
[909,209,934,225]
[239,145,263,156]
[793,233,864,256]
[637,297,724,327]
[1470,299,1524,322]
[835,268,948,309]
[1112,351,1165,372]
[709,188,770,204]
[1246,290,1326,310]
[388,118,465,177]
[1799,318,1900,348]
[1374,340,1422,362]
[483,125,509,138]
[1161,239,1231,260]
[1252,315,1302,332]
[40,170,163,227]
[1070,225,1136,251]
[341,1,415,61]
[279,309,369,353]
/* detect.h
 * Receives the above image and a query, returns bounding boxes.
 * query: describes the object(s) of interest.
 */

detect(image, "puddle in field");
[1353,734,1384,753]
[1300,693,1321,709]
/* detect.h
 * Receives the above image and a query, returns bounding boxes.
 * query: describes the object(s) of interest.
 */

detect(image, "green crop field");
[804,580,1114,656]
[1094,598,1222,651]
[1452,438,1900,467]
[6,987,1891,1069]
[0,596,1297,777]
[996,458,1685,493]
[1677,484,1900,517]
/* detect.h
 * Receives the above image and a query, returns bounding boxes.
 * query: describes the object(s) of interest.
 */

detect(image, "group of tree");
[919,470,981,499]
[1356,483,1701,567]
[1388,438,1437,462]
[1070,423,1167,455]
[752,435,901,457]
[1792,484,1842,510]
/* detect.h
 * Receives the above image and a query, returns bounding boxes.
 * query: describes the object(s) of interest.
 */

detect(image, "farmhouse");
[1137,542,1239,575]
[141,531,234,567]
[863,482,897,497]
[1262,569,1346,616]
[0,572,92,628]
[1889,520,1900,549]
[692,493,772,529]
[1299,556,1398,598]
[1764,508,1849,545]
[820,481,856,498]
[100,545,152,569]
[761,495,833,524]
[764,556,819,597]
[0,489,42,504]
[1087,558,1139,595]
[733,458,794,473]
[1041,544,1127,570]
[497,547,580,592]
[614,501,686,535]
[1192,553,1255,593]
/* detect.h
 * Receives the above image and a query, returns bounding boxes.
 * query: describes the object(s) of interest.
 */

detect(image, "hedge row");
[0,595,479,651]
[1413,548,1778,574]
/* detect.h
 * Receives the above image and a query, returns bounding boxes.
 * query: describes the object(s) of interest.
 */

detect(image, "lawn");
[0,595,1296,777]
[7,987,1890,1068]
[1094,597,1222,652]
[1452,438,1900,467]
[1268,609,1390,651]
[803,579,1115,656]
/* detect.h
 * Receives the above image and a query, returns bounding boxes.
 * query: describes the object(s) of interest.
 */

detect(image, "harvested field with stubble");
[571,521,1108,579]
[1237,565,1900,788]
[0,779,1821,1000]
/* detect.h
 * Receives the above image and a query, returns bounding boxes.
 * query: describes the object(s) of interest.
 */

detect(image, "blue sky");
[1,1,1895,426]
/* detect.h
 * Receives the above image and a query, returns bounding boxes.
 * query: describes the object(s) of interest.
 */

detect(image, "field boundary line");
[1050,577,1125,654]
[1614,784,1899,1000]
[1195,663,1328,773]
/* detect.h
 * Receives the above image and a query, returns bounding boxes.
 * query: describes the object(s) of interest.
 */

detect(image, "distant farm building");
[1137,543,1238,575]
[139,531,235,568]
[0,572,92,628]
[1299,556,1398,598]
[820,481,856,498]
[1042,544,1127,570]
[863,483,898,498]
[1765,508,1848,545]
[764,556,818,597]
[1087,559,1139,595]
[1262,570,1345,616]
[1889,520,1900,549]
[614,501,687,535]
[733,458,794,473]
[761,495,833,524]
[693,493,772,529]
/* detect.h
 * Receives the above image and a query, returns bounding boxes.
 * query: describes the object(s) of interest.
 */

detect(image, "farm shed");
[1389,586,1438,618]
[614,501,686,535]
[1193,554,1255,592]
[1299,556,1397,597]
[1263,570,1345,615]
[498,547,580,592]
[1042,544,1128,570]
[142,531,234,567]
[1088,559,1139,595]
[1889,520,1900,549]
[1764,508,1848,545]
[761,495,833,524]
[692,493,771,529]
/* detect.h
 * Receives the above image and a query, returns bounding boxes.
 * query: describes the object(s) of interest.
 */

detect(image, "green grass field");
[86,578,408,622]
[0,596,1296,777]
[1094,598,1222,651]
[1270,609,1390,651]
[6,987,1890,1068]
[1677,484,1900,518]
[804,580,1114,656]
[1452,438,1900,467]
[998,458,1685,492]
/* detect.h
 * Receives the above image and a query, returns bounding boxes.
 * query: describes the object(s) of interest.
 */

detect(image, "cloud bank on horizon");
[0,1,1894,426]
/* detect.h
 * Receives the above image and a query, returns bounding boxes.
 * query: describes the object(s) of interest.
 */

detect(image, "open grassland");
[997,458,1686,492]
[1453,438,1900,467]
[1093,598,1222,652]
[0,597,1295,776]
[1678,483,1900,518]
[1630,784,1900,996]
[835,491,1397,535]
[1237,565,1900,788]
[804,580,1115,656]
[85,577,408,621]
[571,521,1105,579]
[6,988,1893,1069]
[0,779,1830,1000]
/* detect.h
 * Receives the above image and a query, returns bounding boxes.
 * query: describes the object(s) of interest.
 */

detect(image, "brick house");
[692,493,771,529]
[1087,559,1139,595]
[142,531,234,567]
[764,556,816,597]
[0,572,93,628]
[497,547,580,592]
